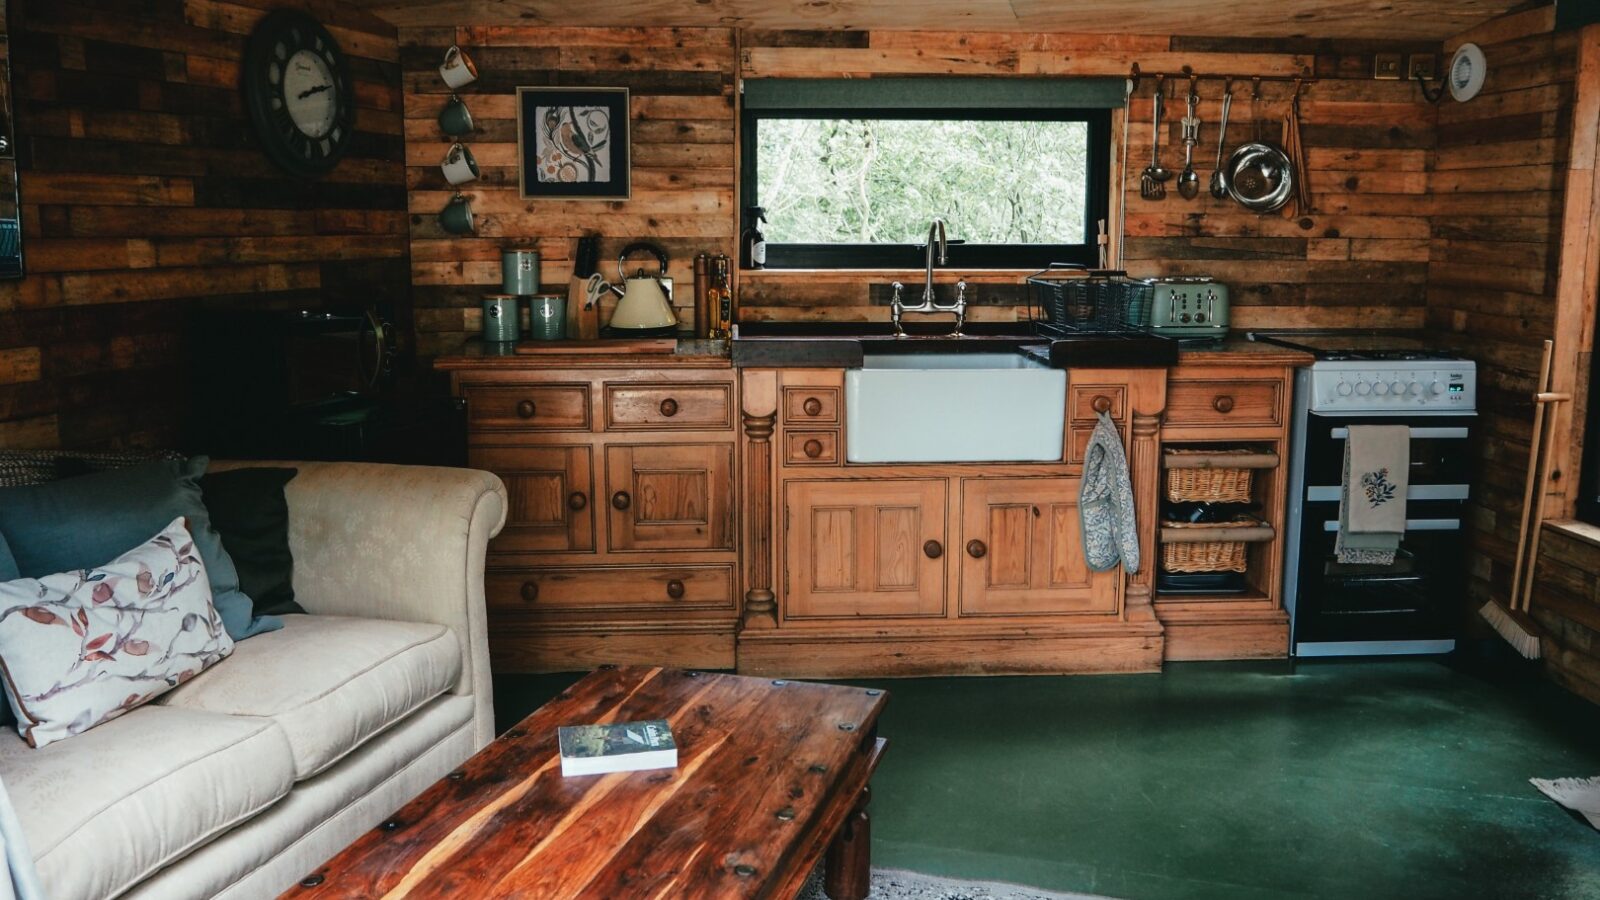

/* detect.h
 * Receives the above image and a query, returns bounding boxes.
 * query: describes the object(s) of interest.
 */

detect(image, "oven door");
[1304,412,1475,490]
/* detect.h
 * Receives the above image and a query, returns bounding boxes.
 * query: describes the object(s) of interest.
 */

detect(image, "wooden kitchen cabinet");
[784,479,947,619]
[604,442,735,552]
[468,445,594,554]
[959,478,1118,617]
[439,353,741,673]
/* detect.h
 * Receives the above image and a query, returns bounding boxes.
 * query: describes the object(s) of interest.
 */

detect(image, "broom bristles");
[1479,601,1543,660]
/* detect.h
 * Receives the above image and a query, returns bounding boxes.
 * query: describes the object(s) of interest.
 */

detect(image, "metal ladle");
[1209,85,1234,199]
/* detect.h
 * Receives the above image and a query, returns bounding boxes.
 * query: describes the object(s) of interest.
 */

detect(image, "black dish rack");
[1026,263,1153,336]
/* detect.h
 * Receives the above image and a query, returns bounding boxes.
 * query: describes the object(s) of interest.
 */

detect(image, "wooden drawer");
[783,387,840,425]
[1166,379,1283,429]
[464,385,589,432]
[605,383,733,430]
[487,565,735,613]
[784,430,839,465]
[1070,384,1125,421]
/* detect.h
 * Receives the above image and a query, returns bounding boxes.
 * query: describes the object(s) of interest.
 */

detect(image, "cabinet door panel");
[785,480,946,619]
[471,446,594,553]
[960,478,1116,616]
[605,443,734,552]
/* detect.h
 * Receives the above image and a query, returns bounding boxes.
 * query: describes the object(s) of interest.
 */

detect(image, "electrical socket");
[1409,53,1437,81]
[1374,53,1403,80]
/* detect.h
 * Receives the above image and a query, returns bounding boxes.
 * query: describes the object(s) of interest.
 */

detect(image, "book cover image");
[558,720,678,776]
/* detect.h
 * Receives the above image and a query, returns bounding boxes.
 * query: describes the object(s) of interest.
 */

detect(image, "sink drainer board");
[845,352,1067,463]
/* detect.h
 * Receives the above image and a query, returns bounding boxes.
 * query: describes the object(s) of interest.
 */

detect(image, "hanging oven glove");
[1079,411,1140,573]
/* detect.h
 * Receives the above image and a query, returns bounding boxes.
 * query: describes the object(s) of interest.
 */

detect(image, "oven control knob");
[1430,381,1445,396]
[1406,381,1422,396]
[1355,382,1372,396]
[1336,382,1353,397]
[1389,381,1405,395]
[1373,381,1390,395]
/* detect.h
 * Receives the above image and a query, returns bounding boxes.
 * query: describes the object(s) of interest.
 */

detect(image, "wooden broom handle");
[1513,340,1558,614]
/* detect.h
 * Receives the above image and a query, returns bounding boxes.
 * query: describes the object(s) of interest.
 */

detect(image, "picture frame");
[517,86,631,200]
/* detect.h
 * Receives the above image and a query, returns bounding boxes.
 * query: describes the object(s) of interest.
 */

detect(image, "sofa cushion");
[0,457,279,641]
[0,705,295,900]
[199,467,304,616]
[157,615,462,779]
[0,518,234,748]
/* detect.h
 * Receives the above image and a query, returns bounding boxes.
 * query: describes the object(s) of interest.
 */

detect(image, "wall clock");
[242,10,354,177]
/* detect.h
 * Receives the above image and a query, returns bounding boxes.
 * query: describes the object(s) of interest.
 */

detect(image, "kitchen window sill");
[1545,518,1600,550]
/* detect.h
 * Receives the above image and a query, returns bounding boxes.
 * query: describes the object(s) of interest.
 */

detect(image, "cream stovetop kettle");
[605,242,677,335]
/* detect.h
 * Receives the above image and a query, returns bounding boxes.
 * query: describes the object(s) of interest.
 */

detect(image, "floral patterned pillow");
[0,517,234,748]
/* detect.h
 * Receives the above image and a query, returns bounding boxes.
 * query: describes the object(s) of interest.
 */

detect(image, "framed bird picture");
[517,86,631,200]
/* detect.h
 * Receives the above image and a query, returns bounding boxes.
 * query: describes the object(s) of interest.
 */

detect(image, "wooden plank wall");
[399,26,736,356]
[735,32,1438,328]
[1424,6,1579,623]
[0,0,409,450]
[400,28,1437,345]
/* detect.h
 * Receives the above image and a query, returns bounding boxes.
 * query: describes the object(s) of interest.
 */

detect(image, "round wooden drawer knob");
[966,539,988,559]
[802,396,823,417]
[659,398,679,417]
[923,539,943,559]
[803,439,824,459]
[515,399,537,419]
[666,579,685,599]
[1213,395,1235,414]
[567,491,587,511]
[611,491,631,510]
[520,581,539,603]
[1092,395,1112,414]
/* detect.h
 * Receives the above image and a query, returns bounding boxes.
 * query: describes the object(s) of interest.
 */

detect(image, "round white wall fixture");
[1449,43,1487,102]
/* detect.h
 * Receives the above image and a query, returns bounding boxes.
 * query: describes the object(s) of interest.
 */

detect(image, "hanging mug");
[439,192,475,235]
[439,45,478,90]
[438,94,473,136]
[441,142,479,185]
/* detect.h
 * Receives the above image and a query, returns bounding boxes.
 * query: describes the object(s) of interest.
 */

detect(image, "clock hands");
[297,83,333,100]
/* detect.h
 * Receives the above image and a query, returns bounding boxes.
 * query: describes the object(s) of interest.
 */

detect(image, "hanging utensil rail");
[1128,63,1316,89]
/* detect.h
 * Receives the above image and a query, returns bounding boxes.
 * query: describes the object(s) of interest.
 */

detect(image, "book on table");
[558,720,678,776]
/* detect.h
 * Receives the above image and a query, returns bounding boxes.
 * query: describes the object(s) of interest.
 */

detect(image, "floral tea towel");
[1336,425,1410,565]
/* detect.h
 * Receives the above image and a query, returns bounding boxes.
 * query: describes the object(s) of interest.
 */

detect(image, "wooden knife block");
[566,278,601,340]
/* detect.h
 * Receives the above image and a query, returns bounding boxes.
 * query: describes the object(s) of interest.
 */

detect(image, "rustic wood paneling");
[1425,18,1578,624]
[1532,523,1600,704]
[0,0,409,449]
[400,26,737,358]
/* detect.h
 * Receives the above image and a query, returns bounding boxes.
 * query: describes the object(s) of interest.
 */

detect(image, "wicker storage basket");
[1159,517,1266,573]
[1163,448,1274,503]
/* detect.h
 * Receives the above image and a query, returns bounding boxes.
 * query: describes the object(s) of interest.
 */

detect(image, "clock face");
[282,50,338,140]
[243,11,353,177]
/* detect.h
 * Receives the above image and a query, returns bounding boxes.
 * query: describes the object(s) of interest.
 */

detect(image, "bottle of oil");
[709,256,732,339]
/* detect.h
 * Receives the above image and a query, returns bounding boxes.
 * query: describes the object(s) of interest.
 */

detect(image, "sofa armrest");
[210,461,507,749]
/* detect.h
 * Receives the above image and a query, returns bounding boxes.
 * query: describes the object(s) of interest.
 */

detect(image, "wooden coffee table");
[282,666,888,899]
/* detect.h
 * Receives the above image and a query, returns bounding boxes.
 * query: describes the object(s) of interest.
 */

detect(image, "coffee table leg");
[823,785,871,900]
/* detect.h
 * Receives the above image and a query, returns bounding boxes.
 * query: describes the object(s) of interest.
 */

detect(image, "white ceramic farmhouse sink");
[844,352,1066,463]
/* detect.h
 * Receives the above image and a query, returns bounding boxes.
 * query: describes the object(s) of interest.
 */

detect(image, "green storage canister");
[501,249,540,296]
[529,294,567,340]
[481,294,521,343]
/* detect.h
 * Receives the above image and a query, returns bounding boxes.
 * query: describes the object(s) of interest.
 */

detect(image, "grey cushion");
[0,457,280,640]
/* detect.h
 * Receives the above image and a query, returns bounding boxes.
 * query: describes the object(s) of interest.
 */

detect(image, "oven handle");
[1329,427,1469,440]
[1322,519,1461,532]
[1307,484,1470,502]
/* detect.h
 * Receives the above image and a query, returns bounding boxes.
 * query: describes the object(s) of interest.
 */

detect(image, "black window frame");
[739,105,1112,270]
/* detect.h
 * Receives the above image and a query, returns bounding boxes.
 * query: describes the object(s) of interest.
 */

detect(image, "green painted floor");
[493,651,1600,900]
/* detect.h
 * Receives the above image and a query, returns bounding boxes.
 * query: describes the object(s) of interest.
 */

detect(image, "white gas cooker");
[1251,332,1476,414]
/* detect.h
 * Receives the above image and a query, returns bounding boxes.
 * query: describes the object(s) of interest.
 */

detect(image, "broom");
[1479,339,1564,659]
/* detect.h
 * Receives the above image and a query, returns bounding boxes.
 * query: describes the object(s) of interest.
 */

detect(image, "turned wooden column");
[741,370,779,629]
[1124,370,1165,624]
[824,784,872,900]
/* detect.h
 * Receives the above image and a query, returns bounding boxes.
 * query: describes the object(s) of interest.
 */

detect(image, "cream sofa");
[0,461,507,900]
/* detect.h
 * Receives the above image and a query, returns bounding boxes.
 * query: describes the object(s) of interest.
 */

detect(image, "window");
[1580,323,1600,524]
[740,79,1118,270]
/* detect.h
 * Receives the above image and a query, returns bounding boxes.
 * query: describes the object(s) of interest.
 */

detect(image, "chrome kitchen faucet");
[891,218,968,337]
